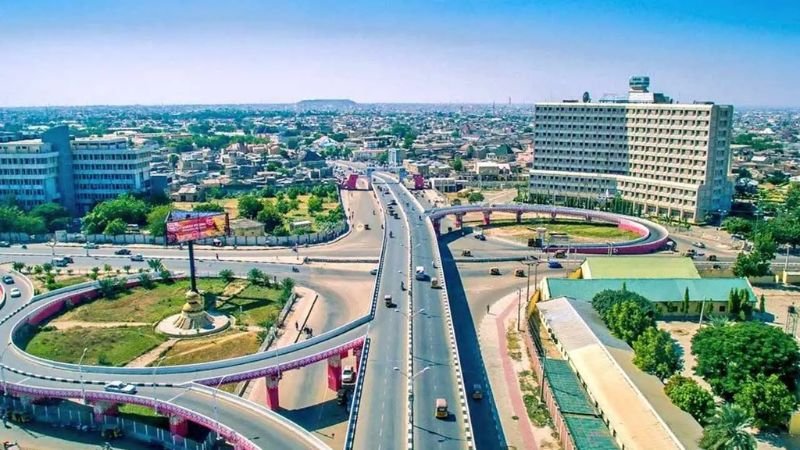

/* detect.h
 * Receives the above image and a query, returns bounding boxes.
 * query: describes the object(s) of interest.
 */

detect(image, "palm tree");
[11,261,24,272]
[147,259,164,273]
[700,405,756,450]
[708,315,731,328]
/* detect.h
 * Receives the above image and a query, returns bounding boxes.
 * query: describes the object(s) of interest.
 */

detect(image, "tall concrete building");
[529,77,734,223]
[0,126,152,215]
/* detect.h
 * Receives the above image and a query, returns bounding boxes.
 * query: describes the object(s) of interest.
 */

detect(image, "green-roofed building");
[579,256,700,279]
[540,277,756,317]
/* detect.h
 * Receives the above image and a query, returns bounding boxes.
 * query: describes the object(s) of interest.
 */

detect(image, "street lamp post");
[519,257,541,331]
[78,347,89,404]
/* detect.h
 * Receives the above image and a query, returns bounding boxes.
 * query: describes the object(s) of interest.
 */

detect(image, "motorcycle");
[400,281,405,291]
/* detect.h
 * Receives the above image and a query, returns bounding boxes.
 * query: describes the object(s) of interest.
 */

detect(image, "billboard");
[166,211,229,244]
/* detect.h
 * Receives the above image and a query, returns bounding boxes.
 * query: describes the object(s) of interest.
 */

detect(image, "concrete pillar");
[455,213,464,229]
[92,401,118,423]
[354,345,363,372]
[265,374,280,410]
[327,354,343,392]
[515,211,523,224]
[432,219,441,236]
[169,415,189,437]
[482,211,491,226]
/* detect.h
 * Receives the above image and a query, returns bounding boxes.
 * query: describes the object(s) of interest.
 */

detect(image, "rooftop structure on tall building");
[530,77,734,223]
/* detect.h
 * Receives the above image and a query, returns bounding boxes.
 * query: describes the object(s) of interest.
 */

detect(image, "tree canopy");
[82,194,149,234]
[664,376,716,426]
[691,321,799,400]
[632,327,683,380]
[733,373,797,430]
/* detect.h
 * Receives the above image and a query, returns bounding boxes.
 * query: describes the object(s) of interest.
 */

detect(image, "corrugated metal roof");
[582,256,700,279]
[545,277,756,303]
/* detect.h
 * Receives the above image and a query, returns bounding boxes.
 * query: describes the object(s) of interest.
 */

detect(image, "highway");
[385,180,467,450]
[352,175,410,450]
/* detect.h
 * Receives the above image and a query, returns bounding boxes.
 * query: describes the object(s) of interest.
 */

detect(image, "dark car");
[62,256,74,264]
[474,234,486,241]
[114,249,131,255]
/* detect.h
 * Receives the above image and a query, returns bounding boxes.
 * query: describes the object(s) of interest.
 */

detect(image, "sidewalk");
[479,292,556,450]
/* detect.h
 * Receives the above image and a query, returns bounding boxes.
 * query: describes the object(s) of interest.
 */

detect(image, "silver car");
[104,381,137,395]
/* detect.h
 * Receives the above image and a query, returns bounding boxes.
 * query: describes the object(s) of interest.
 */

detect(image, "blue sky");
[1,0,798,107]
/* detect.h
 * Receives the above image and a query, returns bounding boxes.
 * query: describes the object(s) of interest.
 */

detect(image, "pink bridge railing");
[1,383,259,450]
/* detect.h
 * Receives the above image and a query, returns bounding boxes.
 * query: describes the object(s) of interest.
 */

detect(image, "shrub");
[664,376,716,425]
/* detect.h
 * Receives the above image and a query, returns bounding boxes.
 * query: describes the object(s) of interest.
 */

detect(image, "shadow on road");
[279,397,349,432]
[438,240,508,450]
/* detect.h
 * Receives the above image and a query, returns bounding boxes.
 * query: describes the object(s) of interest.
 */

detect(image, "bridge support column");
[455,213,464,229]
[432,219,441,236]
[169,415,189,437]
[327,354,343,391]
[516,211,523,223]
[92,401,119,423]
[265,374,280,410]
[482,211,492,226]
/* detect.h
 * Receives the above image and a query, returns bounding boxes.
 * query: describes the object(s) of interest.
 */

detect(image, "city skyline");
[1,0,799,107]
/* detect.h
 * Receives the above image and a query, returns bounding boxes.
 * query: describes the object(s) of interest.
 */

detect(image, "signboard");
[166,211,229,244]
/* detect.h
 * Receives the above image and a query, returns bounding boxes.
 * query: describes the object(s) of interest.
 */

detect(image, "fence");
[4,397,208,450]
[0,221,348,248]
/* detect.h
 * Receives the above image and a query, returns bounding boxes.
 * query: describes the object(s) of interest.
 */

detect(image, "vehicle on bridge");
[461,249,472,257]
[384,294,393,307]
[342,365,356,385]
[336,387,349,406]
[435,398,449,419]
[514,268,526,277]
[415,266,427,281]
[431,277,441,289]
[471,384,483,400]
[104,381,137,395]
[490,267,501,275]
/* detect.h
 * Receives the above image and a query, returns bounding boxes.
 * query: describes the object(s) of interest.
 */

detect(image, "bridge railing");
[342,337,371,450]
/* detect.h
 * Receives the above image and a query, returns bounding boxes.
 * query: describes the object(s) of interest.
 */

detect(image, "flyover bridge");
[428,204,670,254]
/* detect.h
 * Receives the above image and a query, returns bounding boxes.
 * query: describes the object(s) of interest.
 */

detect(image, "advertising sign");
[166,211,229,244]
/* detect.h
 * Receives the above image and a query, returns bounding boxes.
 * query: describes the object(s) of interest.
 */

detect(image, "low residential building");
[229,218,264,237]
[578,256,700,279]
[171,184,203,202]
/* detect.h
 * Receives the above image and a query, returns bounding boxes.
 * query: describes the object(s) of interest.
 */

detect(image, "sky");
[0,0,798,107]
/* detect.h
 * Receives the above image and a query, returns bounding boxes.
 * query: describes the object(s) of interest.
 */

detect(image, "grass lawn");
[25,326,167,366]
[283,194,339,231]
[57,278,228,323]
[216,283,285,327]
[158,331,261,366]
[479,219,639,244]
[118,404,168,428]
[173,198,240,219]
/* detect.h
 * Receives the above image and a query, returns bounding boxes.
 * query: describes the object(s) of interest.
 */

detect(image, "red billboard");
[166,211,229,244]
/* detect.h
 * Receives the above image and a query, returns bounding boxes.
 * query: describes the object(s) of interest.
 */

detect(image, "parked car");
[104,381,137,395]
[114,249,131,255]
[342,365,356,384]
[2,275,14,284]
[130,254,144,262]
[9,288,21,298]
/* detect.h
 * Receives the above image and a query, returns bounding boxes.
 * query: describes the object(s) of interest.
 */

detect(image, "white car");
[342,365,356,384]
[692,242,706,249]
[84,242,99,249]
[104,381,137,395]
[9,288,21,298]
[130,254,144,262]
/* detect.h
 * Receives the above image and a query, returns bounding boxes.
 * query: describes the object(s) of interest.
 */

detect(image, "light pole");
[152,356,167,415]
[78,347,89,404]
[395,308,425,318]
[519,257,541,331]
[394,365,430,382]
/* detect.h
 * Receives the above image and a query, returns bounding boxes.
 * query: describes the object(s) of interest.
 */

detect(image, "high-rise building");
[529,77,734,223]
[0,126,153,215]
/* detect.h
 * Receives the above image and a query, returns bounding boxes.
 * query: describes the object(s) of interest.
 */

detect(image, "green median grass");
[57,278,228,323]
[25,325,167,367]
[217,283,285,327]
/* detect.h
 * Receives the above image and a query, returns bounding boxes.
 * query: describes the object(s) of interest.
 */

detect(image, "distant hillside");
[296,99,357,109]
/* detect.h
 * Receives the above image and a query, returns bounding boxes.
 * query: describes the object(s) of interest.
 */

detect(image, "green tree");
[193,203,224,213]
[691,321,800,399]
[147,259,165,273]
[785,182,800,211]
[633,328,683,380]
[281,277,295,294]
[286,188,300,200]
[376,151,388,165]
[219,269,235,283]
[138,273,155,289]
[759,294,766,313]
[247,268,265,286]
[731,251,771,278]
[103,218,128,235]
[123,265,131,274]
[727,288,742,318]
[451,157,464,172]
[592,289,655,323]
[721,217,754,237]
[606,300,655,344]
[103,263,112,273]
[82,194,149,234]
[146,205,172,237]
[467,191,485,203]
[257,204,283,234]
[275,198,292,214]
[734,373,797,430]
[98,277,123,298]
[699,404,756,450]
[286,137,299,149]
[42,262,53,274]
[11,261,24,272]
[30,202,71,232]
[664,376,716,426]
[683,287,690,314]
[238,195,264,219]
[307,195,323,213]
[89,266,100,280]
[168,153,179,168]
